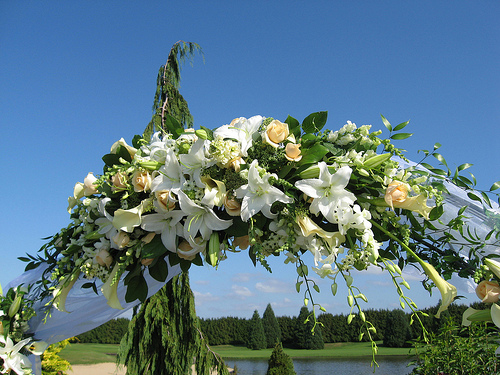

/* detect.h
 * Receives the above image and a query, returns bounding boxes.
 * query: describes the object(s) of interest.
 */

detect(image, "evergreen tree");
[118,273,228,374]
[262,303,282,348]
[118,41,227,375]
[246,310,266,350]
[383,308,411,348]
[295,306,324,349]
[266,342,296,375]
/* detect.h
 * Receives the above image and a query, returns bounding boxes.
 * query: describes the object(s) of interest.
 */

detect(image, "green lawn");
[60,342,414,365]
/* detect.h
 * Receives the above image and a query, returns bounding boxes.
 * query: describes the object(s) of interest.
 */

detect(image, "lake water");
[225,357,415,375]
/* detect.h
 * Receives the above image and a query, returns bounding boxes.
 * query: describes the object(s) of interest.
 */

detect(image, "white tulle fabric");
[6,158,499,375]
[6,261,181,374]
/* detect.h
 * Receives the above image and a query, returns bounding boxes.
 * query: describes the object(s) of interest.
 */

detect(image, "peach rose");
[142,232,156,244]
[224,195,241,217]
[95,249,113,268]
[155,190,176,211]
[141,258,154,266]
[227,157,244,172]
[132,170,152,193]
[83,173,99,196]
[285,143,302,162]
[476,280,500,303]
[384,181,409,208]
[264,120,289,148]
[177,238,204,261]
[112,231,130,249]
[111,172,127,191]
[233,235,250,250]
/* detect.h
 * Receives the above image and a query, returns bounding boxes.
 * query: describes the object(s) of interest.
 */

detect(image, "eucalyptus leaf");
[390,133,413,140]
[380,114,392,132]
[393,120,410,131]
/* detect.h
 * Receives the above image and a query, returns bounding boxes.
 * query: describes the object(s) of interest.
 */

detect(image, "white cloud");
[193,290,220,305]
[255,279,293,294]
[231,284,254,298]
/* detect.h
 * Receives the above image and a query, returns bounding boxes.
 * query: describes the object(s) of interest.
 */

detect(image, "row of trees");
[76,302,484,349]
[200,302,483,349]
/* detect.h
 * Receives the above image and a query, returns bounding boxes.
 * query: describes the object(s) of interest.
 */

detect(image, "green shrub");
[41,339,72,375]
[266,342,296,375]
[411,319,500,374]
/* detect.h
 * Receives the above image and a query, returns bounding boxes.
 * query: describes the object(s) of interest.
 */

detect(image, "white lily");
[150,149,185,192]
[484,258,500,279]
[295,163,356,224]
[235,160,293,221]
[141,210,185,252]
[214,116,263,157]
[177,190,232,241]
[0,336,32,375]
[179,139,212,188]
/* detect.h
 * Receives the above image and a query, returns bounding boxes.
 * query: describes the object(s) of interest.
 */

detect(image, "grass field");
[59,342,414,365]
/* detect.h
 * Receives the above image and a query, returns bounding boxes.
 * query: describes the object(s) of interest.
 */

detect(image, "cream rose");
[285,143,302,162]
[111,172,127,191]
[132,170,152,193]
[224,195,241,217]
[142,232,156,244]
[384,181,409,208]
[83,173,99,196]
[264,120,289,148]
[177,238,203,261]
[155,190,175,211]
[476,280,500,303]
[112,231,130,249]
[233,235,250,250]
[141,258,154,266]
[227,156,244,172]
[95,249,113,268]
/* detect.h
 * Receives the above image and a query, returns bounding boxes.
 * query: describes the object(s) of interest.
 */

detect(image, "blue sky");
[1,1,499,319]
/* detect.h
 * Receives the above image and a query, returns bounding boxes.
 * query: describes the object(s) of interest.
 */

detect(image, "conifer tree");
[246,310,267,350]
[262,303,282,348]
[295,306,324,349]
[118,41,228,375]
[383,309,411,348]
[266,342,296,375]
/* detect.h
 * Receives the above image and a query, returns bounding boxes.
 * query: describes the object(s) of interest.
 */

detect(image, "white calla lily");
[419,261,457,318]
[101,263,124,310]
[53,271,81,313]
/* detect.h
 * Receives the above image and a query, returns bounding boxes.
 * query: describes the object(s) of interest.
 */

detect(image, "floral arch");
[1,111,500,374]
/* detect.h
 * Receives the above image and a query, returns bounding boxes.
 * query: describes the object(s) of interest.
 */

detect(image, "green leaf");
[115,145,132,162]
[301,111,328,134]
[297,143,329,165]
[467,192,482,203]
[381,114,392,132]
[457,163,473,172]
[285,115,301,138]
[433,142,442,150]
[102,153,122,168]
[132,134,143,148]
[481,191,492,208]
[125,275,148,303]
[163,114,184,139]
[490,181,500,191]
[432,152,448,167]
[390,133,413,140]
[142,235,169,259]
[148,257,169,282]
[393,120,410,131]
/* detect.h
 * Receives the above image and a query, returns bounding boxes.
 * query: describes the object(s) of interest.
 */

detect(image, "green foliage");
[262,304,282,348]
[266,342,296,375]
[77,318,130,344]
[143,41,203,139]
[411,319,500,375]
[295,307,324,350]
[41,339,72,375]
[247,310,267,350]
[383,309,412,348]
[118,273,228,375]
